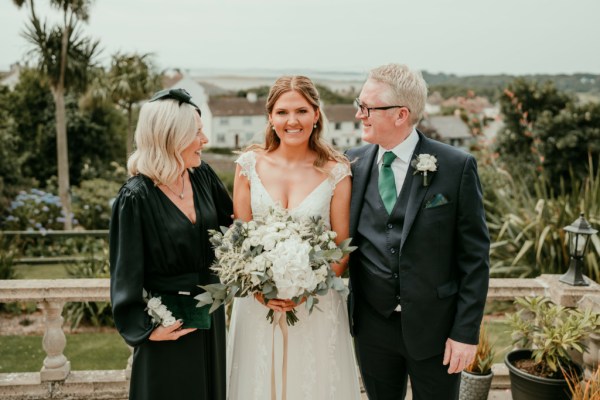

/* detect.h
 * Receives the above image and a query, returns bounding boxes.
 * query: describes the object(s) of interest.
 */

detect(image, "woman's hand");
[254,293,298,312]
[149,320,197,341]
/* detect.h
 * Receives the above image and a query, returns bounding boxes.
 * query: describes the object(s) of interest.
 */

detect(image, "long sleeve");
[449,155,490,344]
[109,186,154,346]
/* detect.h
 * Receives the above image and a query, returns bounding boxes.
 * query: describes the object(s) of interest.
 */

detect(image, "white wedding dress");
[226,151,362,400]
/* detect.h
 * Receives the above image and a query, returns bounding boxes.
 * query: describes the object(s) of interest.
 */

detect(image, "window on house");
[354,122,360,129]
[243,117,252,125]
[217,134,226,143]
[335,122,341,130]
[220,118,229,126]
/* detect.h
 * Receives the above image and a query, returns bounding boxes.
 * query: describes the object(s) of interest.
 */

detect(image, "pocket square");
[425,193,449,209]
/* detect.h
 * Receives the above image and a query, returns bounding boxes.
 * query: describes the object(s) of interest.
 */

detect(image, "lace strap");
[330,162,351,189]
[235,151,257,179]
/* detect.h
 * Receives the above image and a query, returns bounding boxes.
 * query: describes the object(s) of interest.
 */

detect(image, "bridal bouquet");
[195,206,355,325]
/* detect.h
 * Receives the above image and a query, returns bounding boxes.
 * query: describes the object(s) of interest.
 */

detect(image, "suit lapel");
[401,133,433,251]
[349,145,378,237]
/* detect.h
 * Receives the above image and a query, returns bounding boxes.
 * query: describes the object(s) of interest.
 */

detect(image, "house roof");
[425,115,472,139]
[209,97,266,117]
[323,104,357,122]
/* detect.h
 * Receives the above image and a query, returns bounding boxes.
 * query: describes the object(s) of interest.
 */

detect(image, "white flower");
[144,294,176,327]
[147,297,162,310]
[266,238,314,299]
[415,154,437,172]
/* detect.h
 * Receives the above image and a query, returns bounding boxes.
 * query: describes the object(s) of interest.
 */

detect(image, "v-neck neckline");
[152,175,199,226]
[252,152,329,211]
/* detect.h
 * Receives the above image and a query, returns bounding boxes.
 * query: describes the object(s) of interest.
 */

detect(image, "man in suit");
[346,63,490,400]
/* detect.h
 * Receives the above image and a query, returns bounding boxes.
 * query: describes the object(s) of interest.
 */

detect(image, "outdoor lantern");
[559,213,598,286]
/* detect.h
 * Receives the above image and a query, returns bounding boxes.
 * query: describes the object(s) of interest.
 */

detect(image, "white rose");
[147,297,162,310]
[161,315,177,327]
[416,154,437,172]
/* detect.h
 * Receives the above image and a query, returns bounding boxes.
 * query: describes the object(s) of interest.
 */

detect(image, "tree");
[496,79,571,170]
[8,68,126,187]
[107,53,161,157]
[13,0,100,229]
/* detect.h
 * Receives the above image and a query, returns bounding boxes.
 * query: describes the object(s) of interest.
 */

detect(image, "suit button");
[387,224,393,229]
[396,295,401,301]
[390,248,396,254]
[393,273,399,279]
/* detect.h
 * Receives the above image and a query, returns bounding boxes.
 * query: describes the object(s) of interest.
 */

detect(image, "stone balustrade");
[0,275,599,399]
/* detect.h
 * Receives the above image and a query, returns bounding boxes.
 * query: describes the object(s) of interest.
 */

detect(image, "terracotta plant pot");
[459,370,493,400]
[505,349,581,400]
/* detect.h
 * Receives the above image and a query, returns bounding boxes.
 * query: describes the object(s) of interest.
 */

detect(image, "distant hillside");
[423,71,600,101]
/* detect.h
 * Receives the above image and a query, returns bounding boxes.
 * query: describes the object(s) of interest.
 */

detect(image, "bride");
[227,76,362,400]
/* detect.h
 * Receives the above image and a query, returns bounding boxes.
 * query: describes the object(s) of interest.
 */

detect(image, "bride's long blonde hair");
[247,76,349,172]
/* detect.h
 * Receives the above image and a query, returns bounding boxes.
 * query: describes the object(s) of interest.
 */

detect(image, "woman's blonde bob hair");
[247,75,348,170]
[127,99,198,185]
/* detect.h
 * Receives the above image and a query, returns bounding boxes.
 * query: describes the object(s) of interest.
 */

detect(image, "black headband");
[149,88,201,116]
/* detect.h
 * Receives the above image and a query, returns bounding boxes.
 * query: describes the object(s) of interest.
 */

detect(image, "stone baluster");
[125,345,134,379]
[579,294,600,378]
[40,300,70,381]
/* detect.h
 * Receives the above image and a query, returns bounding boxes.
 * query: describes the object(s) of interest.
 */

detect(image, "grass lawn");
[14,263,70,279]
[485,318,512,363]
[0,331,130,373]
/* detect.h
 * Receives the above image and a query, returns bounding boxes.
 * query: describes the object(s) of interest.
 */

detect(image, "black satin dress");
[109,162,232,400]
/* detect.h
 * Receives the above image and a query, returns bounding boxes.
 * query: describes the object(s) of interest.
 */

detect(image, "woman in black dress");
[109,88,232,400]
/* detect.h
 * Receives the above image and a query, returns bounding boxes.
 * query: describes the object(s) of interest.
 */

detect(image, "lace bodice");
[236,151,351,226]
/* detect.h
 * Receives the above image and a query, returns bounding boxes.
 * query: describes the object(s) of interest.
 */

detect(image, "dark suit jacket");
[347,131,490,360]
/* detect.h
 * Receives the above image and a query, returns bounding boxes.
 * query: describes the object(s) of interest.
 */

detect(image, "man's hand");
[443,338,476,374]
[149,320,197,341]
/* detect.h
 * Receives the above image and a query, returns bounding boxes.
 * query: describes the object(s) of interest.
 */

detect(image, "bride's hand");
[255,293,296,312]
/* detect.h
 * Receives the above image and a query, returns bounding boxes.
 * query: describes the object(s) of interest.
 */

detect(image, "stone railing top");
[0,278,109,303]
[0,276,599,311]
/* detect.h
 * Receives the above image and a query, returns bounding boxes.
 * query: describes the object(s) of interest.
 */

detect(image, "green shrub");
[72,178,121,229]
[480,152,600,281]
[63,243,113,329]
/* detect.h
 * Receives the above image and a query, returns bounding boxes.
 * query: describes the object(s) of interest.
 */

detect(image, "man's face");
[356,79,402,149]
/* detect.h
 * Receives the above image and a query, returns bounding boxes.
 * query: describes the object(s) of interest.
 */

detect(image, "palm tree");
[13,0,99,229]
[108,53,161,157]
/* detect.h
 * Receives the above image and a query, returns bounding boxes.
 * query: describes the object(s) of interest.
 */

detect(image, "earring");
[272,126,276,131]
[314,124,317,129]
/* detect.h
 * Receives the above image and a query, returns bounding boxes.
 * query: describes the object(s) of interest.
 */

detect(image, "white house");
[208,94,267,148]
[323,104,362,149]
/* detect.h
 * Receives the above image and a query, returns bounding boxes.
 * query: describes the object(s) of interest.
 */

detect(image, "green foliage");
[465,322,495,375]
[63,242,113,329]
[507,296,600,378]
[5,68,127,187]
[496,79,571,168]
[479,151,600,281]
[535,101,600,185]
[72,176,122,229]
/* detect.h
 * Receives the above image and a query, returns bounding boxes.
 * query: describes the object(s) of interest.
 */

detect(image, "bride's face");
[269,90,319,147]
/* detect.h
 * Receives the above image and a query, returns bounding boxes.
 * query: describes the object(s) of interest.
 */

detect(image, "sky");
[1,0,600,76]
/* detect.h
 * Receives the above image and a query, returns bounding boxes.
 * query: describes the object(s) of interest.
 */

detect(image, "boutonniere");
[411,154,438,187]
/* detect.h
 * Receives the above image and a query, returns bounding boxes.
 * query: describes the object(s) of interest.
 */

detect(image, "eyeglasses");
[149,88,201,116]
[354,98,409,118]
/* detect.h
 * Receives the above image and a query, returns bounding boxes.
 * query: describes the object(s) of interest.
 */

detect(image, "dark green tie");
[379,151,397,214]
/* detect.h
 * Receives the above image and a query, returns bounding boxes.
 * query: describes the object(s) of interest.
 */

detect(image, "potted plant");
[459,322,496,400]
[505,296,600,400]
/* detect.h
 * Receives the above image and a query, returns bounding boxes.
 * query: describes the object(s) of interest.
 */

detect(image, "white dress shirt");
[377,128,420,196]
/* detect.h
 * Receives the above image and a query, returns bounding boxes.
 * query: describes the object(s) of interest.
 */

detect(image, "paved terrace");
[0,275,599,400]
